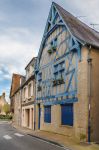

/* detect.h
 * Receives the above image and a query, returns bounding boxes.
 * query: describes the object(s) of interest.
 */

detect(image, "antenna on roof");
[90,23,99,29]
[76,16,86,19]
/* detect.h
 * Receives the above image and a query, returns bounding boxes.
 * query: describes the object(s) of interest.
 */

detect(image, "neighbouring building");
[35,2,99,142]
[10,73,24,126]
[0,92,7,114]
[21,57,37,130]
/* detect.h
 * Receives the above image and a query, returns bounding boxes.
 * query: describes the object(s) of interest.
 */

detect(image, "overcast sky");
[0,0,99,102]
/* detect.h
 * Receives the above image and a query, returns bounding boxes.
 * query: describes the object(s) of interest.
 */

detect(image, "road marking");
[14,133,24,137]
[3,135,12,140]
[0,121,9,124]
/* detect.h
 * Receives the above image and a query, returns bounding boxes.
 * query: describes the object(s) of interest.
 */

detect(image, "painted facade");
[35,2,99,142]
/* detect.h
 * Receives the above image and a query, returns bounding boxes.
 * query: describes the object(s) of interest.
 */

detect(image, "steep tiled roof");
[54,2,99,48]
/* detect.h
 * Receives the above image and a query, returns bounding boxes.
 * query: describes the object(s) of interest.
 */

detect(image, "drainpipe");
[34,77,36,130]
[87,45,92,143]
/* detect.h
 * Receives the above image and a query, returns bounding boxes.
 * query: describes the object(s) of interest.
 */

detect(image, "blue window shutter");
[61,104,73,126]
[44,106,51,123]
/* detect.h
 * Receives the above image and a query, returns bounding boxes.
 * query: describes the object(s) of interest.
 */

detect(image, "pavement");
[0,121,70,150]
[12,122,99,150]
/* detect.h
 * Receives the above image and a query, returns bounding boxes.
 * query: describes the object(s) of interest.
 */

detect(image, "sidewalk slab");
[13,124,99,150]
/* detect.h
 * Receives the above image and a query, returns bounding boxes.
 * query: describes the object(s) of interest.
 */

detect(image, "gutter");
[87,45,92,143]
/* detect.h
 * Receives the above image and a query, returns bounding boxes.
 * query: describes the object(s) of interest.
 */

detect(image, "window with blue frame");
[51,38,57,47]
[37,72,42,91]
[48,38,57,54]
[44,106,51,123]
[38,72,42,81]
[54,38,57,47]
[61,104,73,126]
[54,61,65,74]
[53,61,65,86]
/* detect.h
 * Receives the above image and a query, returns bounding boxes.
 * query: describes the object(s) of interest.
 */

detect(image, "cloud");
[0,27,40,72]
[0,0,99,102]
[0,27,41,100]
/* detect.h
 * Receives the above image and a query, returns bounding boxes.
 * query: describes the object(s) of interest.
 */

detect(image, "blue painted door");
[38,105,41,129]
[61,103,73,126]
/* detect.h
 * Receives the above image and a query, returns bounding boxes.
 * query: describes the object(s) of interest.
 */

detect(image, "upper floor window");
[53,61,65,86]
[37,72,42,92]
[54,38,57,47]
[38,72,42,81]
[24,87,26,99]
[54,61,65,73]
[51,38,57,48]
[28,83,32,97]
[47,38,57,55]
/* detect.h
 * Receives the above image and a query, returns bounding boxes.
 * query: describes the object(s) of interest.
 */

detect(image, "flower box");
[58,78,65,84]
[53,78,65,86]
[48,45,57,55]
[47,49,52,54]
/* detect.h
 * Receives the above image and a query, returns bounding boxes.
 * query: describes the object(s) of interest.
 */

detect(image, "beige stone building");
[0,92,7,114]
[10,58,37,129]
[35,2,99,142]
[10,73,24,126]
[21,57,37,130]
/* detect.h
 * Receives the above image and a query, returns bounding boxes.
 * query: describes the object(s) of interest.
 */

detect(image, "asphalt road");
[0,121,69,150]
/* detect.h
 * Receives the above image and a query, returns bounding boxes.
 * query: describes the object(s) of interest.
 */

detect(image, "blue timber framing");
[35,3,82,106]
[43,98,78,106]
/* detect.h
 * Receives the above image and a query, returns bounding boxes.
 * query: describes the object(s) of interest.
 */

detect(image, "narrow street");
[0,121,68,150]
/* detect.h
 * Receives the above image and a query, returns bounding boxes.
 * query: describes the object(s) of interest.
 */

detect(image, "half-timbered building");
[35,2,99,142]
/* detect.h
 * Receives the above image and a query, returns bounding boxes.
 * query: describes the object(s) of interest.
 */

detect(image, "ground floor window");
[44,105,51,123]
[61,103,73,126]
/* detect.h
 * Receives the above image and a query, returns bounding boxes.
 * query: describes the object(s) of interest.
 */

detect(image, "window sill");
[59,125,73,128]
[44,122,51,124]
